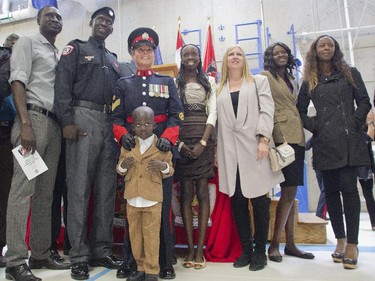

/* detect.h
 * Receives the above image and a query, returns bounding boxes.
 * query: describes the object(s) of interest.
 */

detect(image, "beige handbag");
[268,142,295,172]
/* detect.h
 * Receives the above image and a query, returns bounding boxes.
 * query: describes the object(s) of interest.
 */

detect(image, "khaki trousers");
[127,202,162,274]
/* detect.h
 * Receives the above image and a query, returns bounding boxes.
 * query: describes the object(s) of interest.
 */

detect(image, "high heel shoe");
[331,252,344,263]
[342,247,359,270]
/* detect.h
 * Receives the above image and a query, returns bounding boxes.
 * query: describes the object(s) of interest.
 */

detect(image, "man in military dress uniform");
[54,7,122,280]
[112,27,184,280]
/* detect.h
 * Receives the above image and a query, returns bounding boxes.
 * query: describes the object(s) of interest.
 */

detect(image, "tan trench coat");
[217,75,284,198]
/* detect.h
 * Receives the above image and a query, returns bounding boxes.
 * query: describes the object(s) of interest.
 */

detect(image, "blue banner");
[154,46,163,65]
[32,0,58,9]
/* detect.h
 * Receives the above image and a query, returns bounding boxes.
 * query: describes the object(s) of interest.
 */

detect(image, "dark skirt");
[175,110,215,181]
[278,143,305,187]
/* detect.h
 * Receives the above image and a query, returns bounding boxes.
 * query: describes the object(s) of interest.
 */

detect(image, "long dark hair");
[176,44,211,102]
[303,35,355,92]
[263,42,296,79]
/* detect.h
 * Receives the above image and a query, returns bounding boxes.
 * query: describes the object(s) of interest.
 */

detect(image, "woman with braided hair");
[175,44,217,269]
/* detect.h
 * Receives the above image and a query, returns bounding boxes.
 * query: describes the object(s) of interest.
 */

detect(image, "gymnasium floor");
[1,213,374,281]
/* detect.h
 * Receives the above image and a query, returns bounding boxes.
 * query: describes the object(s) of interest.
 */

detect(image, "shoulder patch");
[62,45,75,56]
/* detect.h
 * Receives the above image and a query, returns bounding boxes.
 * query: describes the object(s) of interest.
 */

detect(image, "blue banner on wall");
[32,0,58,9]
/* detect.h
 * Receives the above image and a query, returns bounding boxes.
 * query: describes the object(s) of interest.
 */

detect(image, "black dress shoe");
[71,262,89,280]
[159,266,175,279]
[249,252,267,271]
[50,249,64,262]
[145,273,159,281]
[233,252,252,268]
[117,262,137,279]
[284,247,315,260]
[90,255,123,269]
[0,255,6,268]
[172,255,177,265]
[29,256,71,270]
[126,271,145,281]
[5,263,41,281]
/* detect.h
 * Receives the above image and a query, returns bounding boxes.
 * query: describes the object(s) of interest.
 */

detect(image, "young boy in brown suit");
[117,106,174,281]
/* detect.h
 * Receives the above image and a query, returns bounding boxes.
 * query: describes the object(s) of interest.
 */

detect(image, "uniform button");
[325,121,330,126]
[320,94,323,98]
[337,104,341,109]
[323,107,327,111]
[142,83,146,87]
[142,76,146,80]
[142,91,146,96]
[142,102,147,106]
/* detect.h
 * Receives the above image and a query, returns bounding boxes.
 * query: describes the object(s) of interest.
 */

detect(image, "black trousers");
[0,125,13,250]
[321,166,360,244]
[231,169,270,253]
[51,139,71,252]
[359,178,375,227]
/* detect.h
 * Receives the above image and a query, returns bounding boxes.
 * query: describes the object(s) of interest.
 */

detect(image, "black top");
[54,36,121,127]
[230,91,240,118]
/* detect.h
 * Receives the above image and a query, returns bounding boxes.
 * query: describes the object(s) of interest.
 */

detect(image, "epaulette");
[118,74,134,81]
[70,39,87,44]
[154,72,169,78]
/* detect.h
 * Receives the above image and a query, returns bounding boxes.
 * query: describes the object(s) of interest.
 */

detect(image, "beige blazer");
[117,136,174,202]
[217,75,284,198]
[260,71,305,146]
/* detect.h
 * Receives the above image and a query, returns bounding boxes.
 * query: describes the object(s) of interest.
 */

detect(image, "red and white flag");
[203,24,217,80]
[175,21,185,68]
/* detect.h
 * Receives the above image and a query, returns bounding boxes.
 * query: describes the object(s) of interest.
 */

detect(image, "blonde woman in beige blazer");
[217,45,284,271]
[261,42,314,263]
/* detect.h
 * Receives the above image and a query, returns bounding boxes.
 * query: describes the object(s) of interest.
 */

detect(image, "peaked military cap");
[128,27,159,53]
[91,6,115,22]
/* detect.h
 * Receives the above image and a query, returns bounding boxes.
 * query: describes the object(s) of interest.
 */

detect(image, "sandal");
[182,259,195,268]
[194,256,206,269]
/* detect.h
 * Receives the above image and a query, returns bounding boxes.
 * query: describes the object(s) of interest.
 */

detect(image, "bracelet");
[367,121,374,126]
[177,141,184,152]
[200,139,207,147]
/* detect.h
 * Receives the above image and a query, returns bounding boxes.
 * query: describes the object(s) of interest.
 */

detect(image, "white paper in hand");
[12,145,48,180]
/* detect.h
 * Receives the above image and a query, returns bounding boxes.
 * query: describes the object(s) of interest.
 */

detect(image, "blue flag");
[154,46,163,65]
[32,0,58,9]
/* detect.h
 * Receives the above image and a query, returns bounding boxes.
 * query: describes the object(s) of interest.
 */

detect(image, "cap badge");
[142,33,149,40]
[109,10,114,17]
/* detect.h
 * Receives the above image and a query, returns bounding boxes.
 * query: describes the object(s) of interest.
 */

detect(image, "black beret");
[91,6,115,22]
[128,27,159,53]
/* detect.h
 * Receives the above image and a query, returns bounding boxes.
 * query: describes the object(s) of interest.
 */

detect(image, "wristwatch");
[200,139,207,147]
[259,135,270,143]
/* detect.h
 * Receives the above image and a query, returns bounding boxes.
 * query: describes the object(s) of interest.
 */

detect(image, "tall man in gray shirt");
[5,6,69,281]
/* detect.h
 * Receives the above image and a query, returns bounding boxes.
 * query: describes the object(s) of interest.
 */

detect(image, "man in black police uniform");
[112,27,184,280]
[54,6,122,280]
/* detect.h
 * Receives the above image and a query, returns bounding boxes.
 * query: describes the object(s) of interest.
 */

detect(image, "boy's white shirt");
[119,134,170,208]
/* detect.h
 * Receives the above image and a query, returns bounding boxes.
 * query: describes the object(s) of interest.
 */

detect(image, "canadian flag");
[203,24,217,80]
[175,22,185,68]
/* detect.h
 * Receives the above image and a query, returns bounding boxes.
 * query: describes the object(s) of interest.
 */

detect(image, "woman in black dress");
[175,44,217,269]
